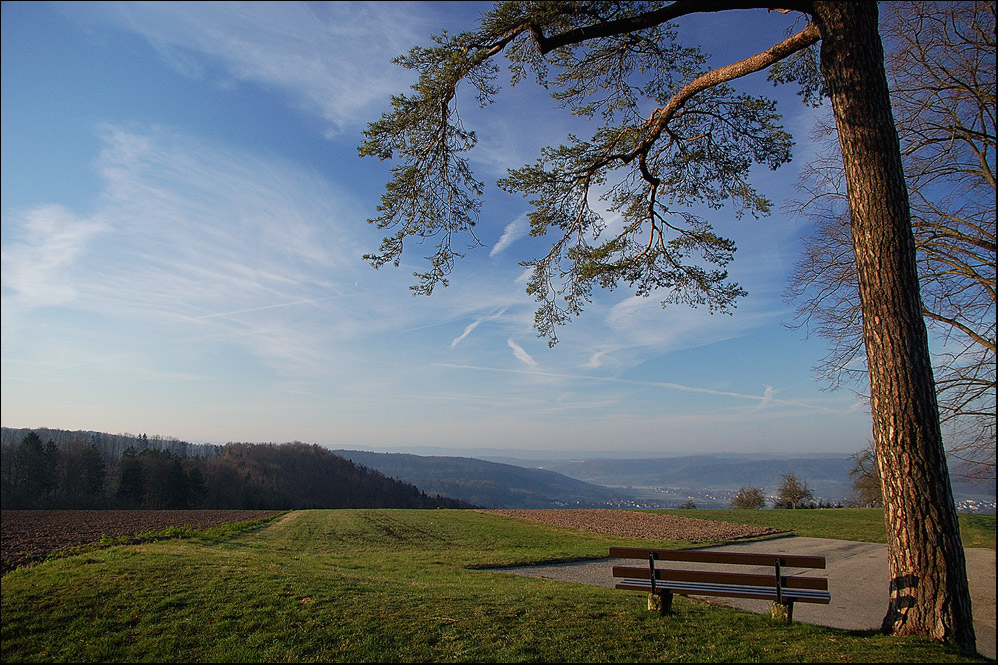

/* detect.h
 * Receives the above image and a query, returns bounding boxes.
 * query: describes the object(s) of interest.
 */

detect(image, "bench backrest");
[609,546,826,569]
[610,546,830,609]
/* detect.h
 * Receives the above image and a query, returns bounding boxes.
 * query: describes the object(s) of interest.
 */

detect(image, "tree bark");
[811,1,975,651]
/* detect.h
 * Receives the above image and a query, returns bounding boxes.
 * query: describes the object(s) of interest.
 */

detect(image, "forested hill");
[0,428,474,511]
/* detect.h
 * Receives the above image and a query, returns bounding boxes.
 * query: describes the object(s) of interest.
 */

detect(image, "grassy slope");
[0,509,991,663]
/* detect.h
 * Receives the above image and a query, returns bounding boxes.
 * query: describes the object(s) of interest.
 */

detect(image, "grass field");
[1,508,993,663]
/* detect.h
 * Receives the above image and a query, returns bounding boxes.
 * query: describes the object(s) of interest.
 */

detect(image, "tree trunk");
[811,1,975,651]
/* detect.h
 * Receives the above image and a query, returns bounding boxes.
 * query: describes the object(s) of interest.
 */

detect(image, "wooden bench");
[610,546,830,622]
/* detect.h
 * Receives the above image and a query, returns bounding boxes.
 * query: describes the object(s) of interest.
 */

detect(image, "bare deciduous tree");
[786,1,996,483]
[774,472,814,509]
[730,485,767,509]
[847,442,884,508]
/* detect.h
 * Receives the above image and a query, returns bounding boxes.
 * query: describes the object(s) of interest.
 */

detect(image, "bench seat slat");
[611,565,828,591]
[614,578,831,604]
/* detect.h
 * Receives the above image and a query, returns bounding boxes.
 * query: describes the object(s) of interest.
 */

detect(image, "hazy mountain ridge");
[337,450,858,509]
[510,453,993,508]
[332,450,629,509]
[339,449,995,512]
[530,455,856,492]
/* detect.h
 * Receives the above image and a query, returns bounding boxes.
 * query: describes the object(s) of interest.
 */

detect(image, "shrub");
[730,486,766,509]
[773,472,815,509]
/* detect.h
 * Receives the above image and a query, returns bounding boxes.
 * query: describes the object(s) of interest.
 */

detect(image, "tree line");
[0,427,223,461]
[0,431,474,510]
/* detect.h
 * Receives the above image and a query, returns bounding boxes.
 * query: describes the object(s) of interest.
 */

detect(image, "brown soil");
[477,508,785,541]
[1,509,281,574]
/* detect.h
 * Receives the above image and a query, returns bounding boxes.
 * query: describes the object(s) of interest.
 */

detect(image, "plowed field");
[3,508,784,575]
[1,509,281,573]
[477,508,784,541]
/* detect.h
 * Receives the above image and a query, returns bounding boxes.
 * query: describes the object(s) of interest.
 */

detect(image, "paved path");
[499,536,995,659]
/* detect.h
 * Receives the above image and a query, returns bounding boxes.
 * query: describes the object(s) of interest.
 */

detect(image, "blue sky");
[1,1,874,456]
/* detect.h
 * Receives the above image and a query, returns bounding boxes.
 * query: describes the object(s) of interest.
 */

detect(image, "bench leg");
[648,591,673,614]
[771,601,794,623]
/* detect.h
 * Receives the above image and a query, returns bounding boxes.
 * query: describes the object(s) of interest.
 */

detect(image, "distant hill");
[493,453,995,509]
[530,454,857,498]
[332,450,630,509]
[333,450,857,509]
[338,449,994,512]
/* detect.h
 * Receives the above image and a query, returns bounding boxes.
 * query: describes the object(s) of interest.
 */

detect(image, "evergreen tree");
[115,447,144,507]
[359,1,975,648]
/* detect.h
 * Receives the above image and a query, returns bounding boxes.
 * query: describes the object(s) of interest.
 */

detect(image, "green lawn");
[1,509,992,663]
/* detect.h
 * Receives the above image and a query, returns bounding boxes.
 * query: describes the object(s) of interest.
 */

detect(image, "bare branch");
[534,1,810,54]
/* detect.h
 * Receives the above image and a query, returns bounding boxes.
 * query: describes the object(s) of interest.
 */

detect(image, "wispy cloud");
[2,124,374,376]
[603,293,779,356]
[755,385,775,410]
[87,1,433,133]
[1,204,107,308]
[582,349,612,369]
[450,306,509,347]
[490,214,529,257]
[434,362,848,411]
[451,319,483,347]
[506,339,538,367]
[167,298,336,324]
